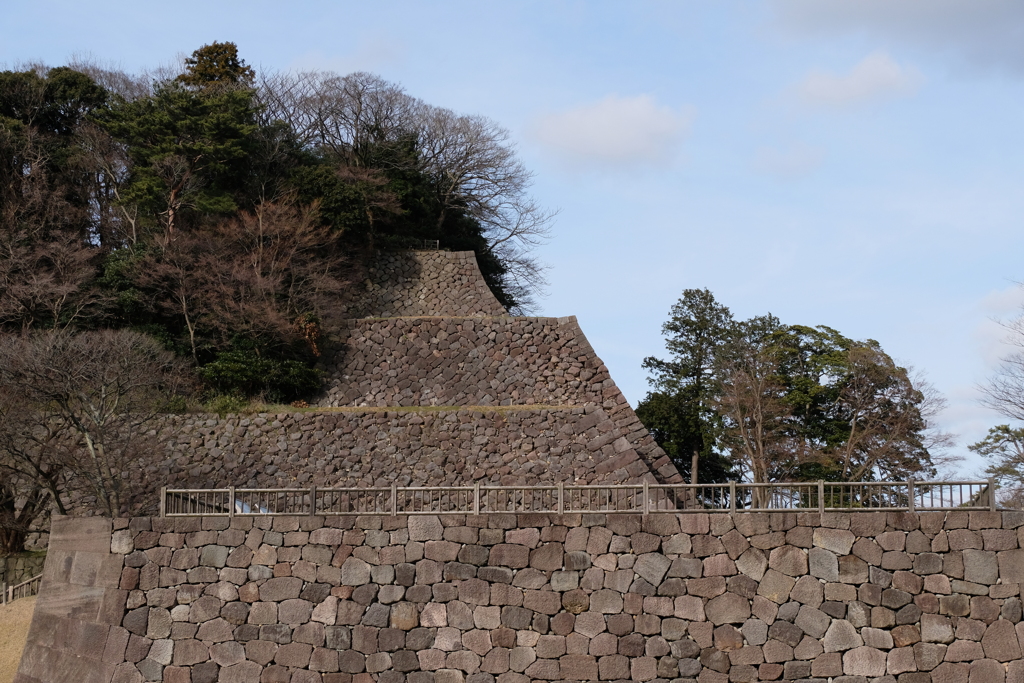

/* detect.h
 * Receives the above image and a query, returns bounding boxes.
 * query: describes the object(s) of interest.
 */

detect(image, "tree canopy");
[0,42,553,401]
[638,289,949,485]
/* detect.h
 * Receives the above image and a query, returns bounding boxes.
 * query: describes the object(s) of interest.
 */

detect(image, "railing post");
[228,487,235,519]
[159,486,166,518]
[2,581,6,606]
[643,481,649,516]
[908,481,915,513]
[989,477,997,512]
[729,481,736,513]
[391,484,398,517]
[558,482,564,514]
[309,486,317,516]
[817,481,825,514]
[474,483,480,516]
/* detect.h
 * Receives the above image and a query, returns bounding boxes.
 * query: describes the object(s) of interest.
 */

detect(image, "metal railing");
[2,573,41,605]
[160,479,995,517]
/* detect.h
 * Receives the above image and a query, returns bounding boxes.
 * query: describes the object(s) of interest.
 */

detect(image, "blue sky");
[5,1,1024,475]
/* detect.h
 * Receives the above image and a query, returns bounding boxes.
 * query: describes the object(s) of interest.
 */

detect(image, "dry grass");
[0,596,35,683]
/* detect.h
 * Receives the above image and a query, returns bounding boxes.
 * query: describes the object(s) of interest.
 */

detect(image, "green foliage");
[203,393,252,418]
[639,289,736,482]
[640,288,939,483]
[177,42,255,88]
[2,42,547,399]
[970,425,1024,505]
[197,350,323,403]
[91,80,258,231]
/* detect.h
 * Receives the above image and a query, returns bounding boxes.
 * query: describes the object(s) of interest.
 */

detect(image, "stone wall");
[316,317,604,408]
[19,510,1024,683]
[338,251,508,319]
[158,406,665,491]
[1,553,46,588]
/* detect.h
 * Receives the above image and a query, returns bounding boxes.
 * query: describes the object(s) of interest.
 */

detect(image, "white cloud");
[772,0,1024,74]
[795,51,923,107]
[530,94,694,169]
[752,142,825,178]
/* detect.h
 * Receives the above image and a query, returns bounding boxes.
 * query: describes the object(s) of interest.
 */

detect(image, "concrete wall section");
[339,251,508,319]
[20,510,1024,683]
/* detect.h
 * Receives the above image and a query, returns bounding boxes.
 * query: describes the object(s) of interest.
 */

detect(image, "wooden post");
[908,481,915,513]
[729,481,737,513]
[989,478,997,512]
[557,482,564,514]
[159,486,166,518]
[228,487,235,519]
[391,484,398,517]
[474,483,480,516]
[643,481,649,516]
[309,486,317,516]
[818,481,825,514]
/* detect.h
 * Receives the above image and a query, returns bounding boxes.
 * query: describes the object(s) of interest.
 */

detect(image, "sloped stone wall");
[20,510,1024,683]
[311,314,680,486]
[316,317,604,408]
[157,406,661,490]
[339,251,508,319]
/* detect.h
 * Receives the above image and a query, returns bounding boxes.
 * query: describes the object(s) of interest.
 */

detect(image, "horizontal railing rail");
[2,573,42,605]
[160,479,996,517]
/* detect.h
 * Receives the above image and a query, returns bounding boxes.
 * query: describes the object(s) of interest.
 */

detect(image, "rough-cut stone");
[824,620,863,652]
[769,546,808,576]
[843,646,888,677]
[982,619,1022,661]
[814,528,855,555]
[921,614,955,644]
[757,569,796,604]
[705,593,751,625]
[963,550,998,585]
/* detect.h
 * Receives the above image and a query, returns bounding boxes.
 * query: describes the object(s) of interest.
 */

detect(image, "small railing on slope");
[1,573,42,605]
[160,480,996,517]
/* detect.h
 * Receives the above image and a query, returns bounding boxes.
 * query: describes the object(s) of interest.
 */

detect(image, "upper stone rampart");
[316,316,606,408]
[339,250,508,319]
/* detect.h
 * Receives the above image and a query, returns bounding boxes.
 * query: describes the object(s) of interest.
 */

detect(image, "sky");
[4,0,1024,476]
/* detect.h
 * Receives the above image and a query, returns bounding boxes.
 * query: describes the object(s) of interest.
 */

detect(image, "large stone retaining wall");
[18,510,1024,683]
[338,251,508,319]
[158,406,663,490]
[316,317,604,408]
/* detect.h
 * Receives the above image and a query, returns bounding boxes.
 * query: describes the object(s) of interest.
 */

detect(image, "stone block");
[705,592,750,625]
[970,659,1005,683]
[824,620,863,652]
[756,569,795,604]
[844,646,888,677]
[768,545,807,576]
[814,528,855,555]
[736,548,768,581]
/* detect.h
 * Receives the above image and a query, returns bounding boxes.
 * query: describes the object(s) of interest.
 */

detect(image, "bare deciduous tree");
[255,70,552,310]
[715,333,801,493]
[0,229,102,331]
[0,330,186,519]
[135,201,348,360]
[830,348,952,481]
[982,311,1024,423]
